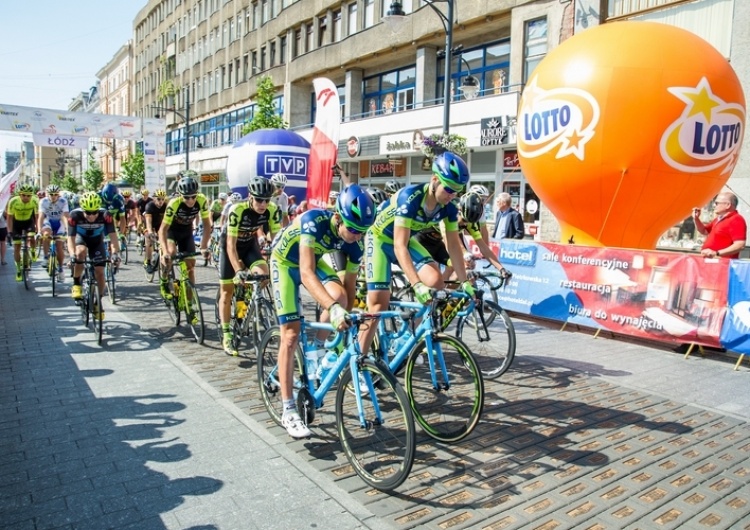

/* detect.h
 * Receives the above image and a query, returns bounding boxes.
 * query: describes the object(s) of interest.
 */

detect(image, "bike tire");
[105,263,116,305]
[257,326,305,426]
[335,359,415,491]
[22,249,30,290]
[404,333,484,443]
[456,301,516,380]
[184,280,205,344]
[120,237,129,265]
[214,289,224,343]
[50,255,57,297]
[468,275,499,328]
[91,286,103,345]
[164,274,181,326]
[254,298,277,346]
[81,272,91,327]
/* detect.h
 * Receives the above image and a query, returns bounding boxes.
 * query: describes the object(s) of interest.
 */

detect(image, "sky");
[0,0,144,170]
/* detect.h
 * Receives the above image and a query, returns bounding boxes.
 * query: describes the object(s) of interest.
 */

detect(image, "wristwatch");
[716,250,722,257]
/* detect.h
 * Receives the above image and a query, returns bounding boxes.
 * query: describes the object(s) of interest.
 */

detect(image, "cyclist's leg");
[53,222,66,269]
[70,236,89,299]
[41,222,53,260]
[314,259,347,343]
[217,242,237,354]
[359,232,394,355]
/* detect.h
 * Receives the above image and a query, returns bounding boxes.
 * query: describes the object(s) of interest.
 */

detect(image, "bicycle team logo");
[660,77,745,175]
[517,77,600,162]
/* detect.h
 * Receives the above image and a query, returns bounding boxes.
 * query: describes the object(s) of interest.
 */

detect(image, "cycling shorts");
[414,232,450,267]
[166,228,196,255]
[270,257,338,324]
[10,219,34,241]
[42,219,66,237]
[219,243,266,283]
[364,231,434,291]
[74,236,108,266]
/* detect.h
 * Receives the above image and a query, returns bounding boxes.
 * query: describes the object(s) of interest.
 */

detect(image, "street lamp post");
[90,139,117,179]
[385,0,455,136]
[152,88,192,171]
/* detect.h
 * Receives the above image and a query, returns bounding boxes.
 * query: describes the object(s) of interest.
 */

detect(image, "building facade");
[128,0,748,243]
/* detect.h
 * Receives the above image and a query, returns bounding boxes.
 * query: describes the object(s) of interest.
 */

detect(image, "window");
[318,16,328,47]
[260,46,266,70]
[293,28,301,58]
[524,18,547,83]
[348,2,357,35]
[252,2,258,30]
[362,66,416,116]
[280,36,287,64]
[306,23,313,52]
[270,42,276,67]
[333,10,342,42]
[262,0,269,24]
[436,40,511,101]
[242,53,249,81]
[364,0,375,28]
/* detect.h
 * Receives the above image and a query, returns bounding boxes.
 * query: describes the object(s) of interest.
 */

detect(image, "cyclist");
[37,184,70,279]
[99,183,127,235]
[122,190,139,235]
[136,188,152,222]
[67,192,121,319]
[158,171,212,311]
[210,193,228,225]
[143,188,168,273]
[327,190,339,210]
[384,179,403,197]
[6,184,39,281]
[218,176,281,356]
[219,192,242,229]
[358,152,475,354]
[270,184,376,438]
[270,173,290,227]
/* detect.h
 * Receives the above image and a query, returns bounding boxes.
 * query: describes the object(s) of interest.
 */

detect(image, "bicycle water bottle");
[316,352,338,382]
[304,348,320,381]
[235,300,248,319]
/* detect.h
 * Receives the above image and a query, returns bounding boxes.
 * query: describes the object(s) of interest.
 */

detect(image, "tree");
[82,154,105,191]
[120,151,145,191]
[240,75,288,135]
[61,172,80,194]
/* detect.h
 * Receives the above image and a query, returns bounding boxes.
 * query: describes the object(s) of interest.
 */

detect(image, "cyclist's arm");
[225,233,244,272]
[342,269,358,312]
[6,212,13,235]
[158,219,170,251]
[393,222,419,286]
[145,213,154,234]
[199,211,212,250]
[469,234,505,272]
[300,241,336,311]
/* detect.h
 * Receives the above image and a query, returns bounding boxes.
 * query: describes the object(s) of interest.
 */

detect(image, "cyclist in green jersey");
[6,185,39,281]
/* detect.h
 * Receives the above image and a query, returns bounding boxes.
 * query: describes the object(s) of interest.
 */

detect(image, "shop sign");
[481,115,516,146]
[380,131,424,155]
[503,149,520,169]
[346,136,361,157]
[370,160,394,177]
[201,173,220,183]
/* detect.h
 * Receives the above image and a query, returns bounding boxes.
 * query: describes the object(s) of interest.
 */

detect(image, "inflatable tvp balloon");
[517,21,746,249]
[225,129,310,199]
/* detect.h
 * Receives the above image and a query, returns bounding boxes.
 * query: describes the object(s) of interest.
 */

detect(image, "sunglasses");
[253,197,272,203]
[84,210,99,216]
[342,223,365,235]
[443,185,463,195]
[20,194,32,198]
[182,194,197,200]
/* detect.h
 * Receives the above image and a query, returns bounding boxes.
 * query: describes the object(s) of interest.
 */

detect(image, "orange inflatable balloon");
[517,21,746,249]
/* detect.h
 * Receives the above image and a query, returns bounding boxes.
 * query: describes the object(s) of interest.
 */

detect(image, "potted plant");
[420,133,468,159]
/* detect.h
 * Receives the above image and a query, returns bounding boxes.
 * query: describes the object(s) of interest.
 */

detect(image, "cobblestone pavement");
[3,254,750,529]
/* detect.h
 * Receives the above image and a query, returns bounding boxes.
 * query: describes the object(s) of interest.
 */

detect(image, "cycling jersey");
[99,192,125,218]
[271,191,289,216]
[144,201,167,231]
[67,208,117,240]
[6,196,38,221]
[124,198,138,216]
[225,201,281,245]
[39,196,69,222]
[136,197,152,216]
[162,194,210,231]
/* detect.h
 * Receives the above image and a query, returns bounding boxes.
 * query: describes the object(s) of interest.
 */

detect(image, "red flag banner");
[306,78,340,209]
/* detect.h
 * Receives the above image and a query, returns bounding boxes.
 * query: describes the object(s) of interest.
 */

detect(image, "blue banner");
[720,261,750,353]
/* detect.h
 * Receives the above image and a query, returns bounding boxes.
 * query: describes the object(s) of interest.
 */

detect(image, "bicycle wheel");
[214,289,224,343]
[105,263,116,305]
[456,301,516,380]
[469,275,499,328]
[183,280,205,344]
[80,273,91,327]
[90,285,103,345]
[257,326,305,426]
[336,359,415,491]
[404,333,484,443]
[120,236,129,264]
[253,298,277,346]
[49,255,57,297]
[22,248,30,290]
[163,274,181,325]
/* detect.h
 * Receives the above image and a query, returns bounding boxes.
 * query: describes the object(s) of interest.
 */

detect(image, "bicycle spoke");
[257,327,304,426]
[184,280,205,344]
[457,302,516,380]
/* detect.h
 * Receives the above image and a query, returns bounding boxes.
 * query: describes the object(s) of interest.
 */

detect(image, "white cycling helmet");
[230,192,243,202]
[468,184,490,199]
[218,192,228,200]
[270,173,287,188]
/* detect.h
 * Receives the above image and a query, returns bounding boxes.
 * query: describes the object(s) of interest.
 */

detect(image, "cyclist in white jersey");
[270,173,290,227]
[37,184,69,277]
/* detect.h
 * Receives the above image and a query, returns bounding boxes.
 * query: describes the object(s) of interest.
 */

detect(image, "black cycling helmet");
[176,174,199,195]
[384,179,403,194]
[101,183,119,201]
[248,176,274,199]
[367,187,388,207]
[336,184,376,233]
[459,192,484,223]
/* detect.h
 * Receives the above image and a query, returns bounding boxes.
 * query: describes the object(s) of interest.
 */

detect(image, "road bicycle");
[17,230,35,290]
[104,241,117,305]
[374,289,484,443]
[161,251,206,344]
[257,314,416,491]
[213,273,276,356]
[143,234,161,283]
[73,257,108,345]
[206,228,222,269]
[44,234,65,297]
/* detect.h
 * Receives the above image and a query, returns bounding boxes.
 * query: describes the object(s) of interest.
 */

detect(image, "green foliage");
[240,76,288,135]
[120,151,145,190]
[82,154,105,191]
[61,172,80,194]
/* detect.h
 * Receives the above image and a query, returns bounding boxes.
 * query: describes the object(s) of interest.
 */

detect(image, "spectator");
[693,191,746,259]
[492,192,524,240]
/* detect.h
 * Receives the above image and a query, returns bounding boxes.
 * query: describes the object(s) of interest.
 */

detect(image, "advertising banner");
[0,165,21,212]
[488,241,729,347]
[142,118,166,191]
[720,262,750,354]
[306,78,340,209]
[0,103,142,139]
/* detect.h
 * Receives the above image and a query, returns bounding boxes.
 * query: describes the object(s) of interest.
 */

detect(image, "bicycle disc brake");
[296,387,316,425]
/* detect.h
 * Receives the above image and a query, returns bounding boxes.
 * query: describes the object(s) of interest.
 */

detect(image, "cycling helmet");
[468,184,490,199]
[230,192,243,202]
[141,188,149,195]
[459,192,485,224]
[218,192,228,200]
[177,169,198,180]
[432,152,470,191]
[79,191,102,211]
[384,179,403,194]
[176,175,199,195]
[336,184,376,233]
[101,182,119,201]
[46,184,61,195]
[122,190,132,198]
[248,176,274,199]
[154,188,167,198]
[329,190,340,201]
[367,187,388,207]
[17,184,34,195]
[270,173,287,188]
